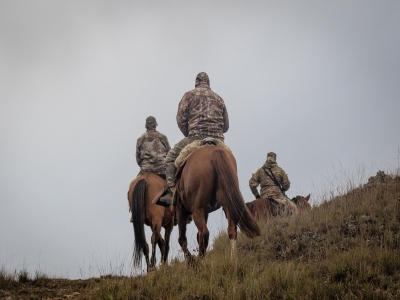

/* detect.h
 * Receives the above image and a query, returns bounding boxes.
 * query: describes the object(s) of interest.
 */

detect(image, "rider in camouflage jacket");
[159,72,229,206]
[176,72,229,139]
[249,152,298,214]
[136,116,170,177]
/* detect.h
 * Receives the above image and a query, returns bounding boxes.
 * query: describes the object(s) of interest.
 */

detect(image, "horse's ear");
[305,194,310,202]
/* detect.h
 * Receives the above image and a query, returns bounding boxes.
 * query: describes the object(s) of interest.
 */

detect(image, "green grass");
[2,170,399,299]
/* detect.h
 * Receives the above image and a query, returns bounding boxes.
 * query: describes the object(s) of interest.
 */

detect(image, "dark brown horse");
[175,145,261,262]
[246,194,311,222]
[127,173,175,272]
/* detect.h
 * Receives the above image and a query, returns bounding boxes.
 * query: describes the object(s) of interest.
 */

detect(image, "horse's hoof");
[147,266,157,273]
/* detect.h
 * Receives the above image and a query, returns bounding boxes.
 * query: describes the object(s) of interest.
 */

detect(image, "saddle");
[174,138,231,169]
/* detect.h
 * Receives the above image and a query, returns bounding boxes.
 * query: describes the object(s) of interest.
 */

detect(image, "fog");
[1,1,399,279]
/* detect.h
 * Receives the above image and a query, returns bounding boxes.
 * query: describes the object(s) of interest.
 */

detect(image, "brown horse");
[246,194,311,221]
[127,173,175,272]
[175,145,261,262]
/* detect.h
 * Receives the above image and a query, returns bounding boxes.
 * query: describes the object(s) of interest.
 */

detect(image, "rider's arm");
[176,93,190,137]
[249,172,261,198]
[136,137,143,167]
[280,168,291,192]
[163,136,171,153]
[222,104,229,133]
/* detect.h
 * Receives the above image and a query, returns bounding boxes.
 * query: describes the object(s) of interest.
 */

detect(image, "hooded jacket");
[176,72,229,139]
[136,129,170,174]
[249,158,290,198]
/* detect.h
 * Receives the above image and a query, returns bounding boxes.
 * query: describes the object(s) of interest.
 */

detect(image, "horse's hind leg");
[223,209,238,261]
[150,225,164,271]
[228,218,238,262]
[162,222,173,264]
[177,207,193,261]
[142,239,150,271]
[192,209,209,258]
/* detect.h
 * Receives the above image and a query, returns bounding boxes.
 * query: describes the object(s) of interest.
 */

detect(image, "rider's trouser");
[164,135,205,188]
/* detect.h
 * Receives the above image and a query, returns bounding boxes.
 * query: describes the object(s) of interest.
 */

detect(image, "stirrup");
[156,188,173,207]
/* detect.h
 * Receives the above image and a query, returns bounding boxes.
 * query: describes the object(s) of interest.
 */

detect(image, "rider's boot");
[156,186,175,207]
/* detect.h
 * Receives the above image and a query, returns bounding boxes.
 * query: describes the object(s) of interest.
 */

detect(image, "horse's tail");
[211,149,261,238]
[131,179,147,267]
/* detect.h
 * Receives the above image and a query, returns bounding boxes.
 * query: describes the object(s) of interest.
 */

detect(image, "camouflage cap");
[195,72,210,87]
[267,152,277,162]
[145,116,158,129]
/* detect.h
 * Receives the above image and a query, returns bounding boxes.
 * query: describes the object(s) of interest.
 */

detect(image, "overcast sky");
[1,1,399,279]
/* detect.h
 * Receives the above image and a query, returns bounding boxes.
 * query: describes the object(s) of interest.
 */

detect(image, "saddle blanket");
[175,139,231,169]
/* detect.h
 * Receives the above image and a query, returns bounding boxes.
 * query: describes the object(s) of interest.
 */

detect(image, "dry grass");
[1,171,399,299]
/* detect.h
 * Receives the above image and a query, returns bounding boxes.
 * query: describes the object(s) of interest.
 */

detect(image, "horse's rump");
[127,174,168,205]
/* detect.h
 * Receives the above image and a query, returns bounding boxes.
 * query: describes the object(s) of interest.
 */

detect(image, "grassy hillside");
[1,171,399,299]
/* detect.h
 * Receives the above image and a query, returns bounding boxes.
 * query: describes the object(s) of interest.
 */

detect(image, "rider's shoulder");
[137,131,148,141]
[155,131,169,140]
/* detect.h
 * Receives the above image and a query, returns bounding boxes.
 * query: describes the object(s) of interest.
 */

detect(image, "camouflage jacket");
[249,161,290,198]
[176,80,229,139]
[136,130,171,174]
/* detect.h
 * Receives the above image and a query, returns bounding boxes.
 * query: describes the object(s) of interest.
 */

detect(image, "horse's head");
[291,194,311,211]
